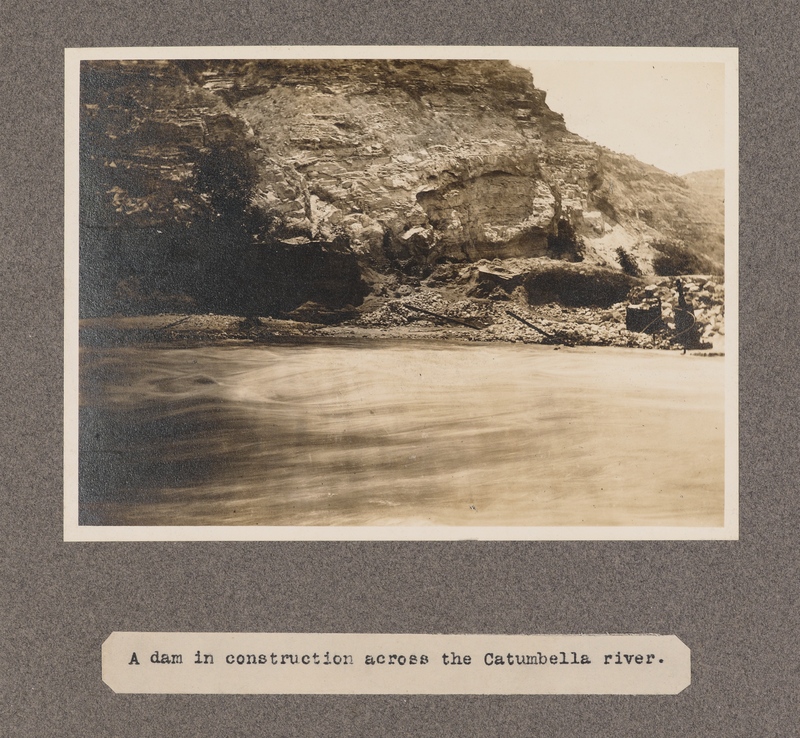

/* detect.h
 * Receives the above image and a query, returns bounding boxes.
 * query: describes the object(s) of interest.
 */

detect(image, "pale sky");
[523,61,726,176]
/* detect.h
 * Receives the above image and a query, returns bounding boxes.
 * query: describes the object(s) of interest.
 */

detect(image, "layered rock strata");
[79,59,724,320]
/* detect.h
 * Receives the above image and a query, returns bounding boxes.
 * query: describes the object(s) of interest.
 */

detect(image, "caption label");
[103,632,690,694]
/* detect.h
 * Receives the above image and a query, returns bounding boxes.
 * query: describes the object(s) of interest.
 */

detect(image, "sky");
[522,61,726,176]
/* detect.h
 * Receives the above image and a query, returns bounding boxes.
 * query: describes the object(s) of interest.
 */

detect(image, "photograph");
[64,47,738,540]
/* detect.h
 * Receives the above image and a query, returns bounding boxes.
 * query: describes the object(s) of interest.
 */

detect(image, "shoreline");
[78,275,725,355]
[79,310,725,356]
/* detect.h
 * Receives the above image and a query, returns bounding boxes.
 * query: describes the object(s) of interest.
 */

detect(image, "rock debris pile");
[350,275,724,350]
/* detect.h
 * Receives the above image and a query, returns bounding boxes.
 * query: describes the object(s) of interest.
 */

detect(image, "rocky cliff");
[79,59,724,319]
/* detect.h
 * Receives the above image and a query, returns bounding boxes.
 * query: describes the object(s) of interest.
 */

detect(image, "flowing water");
[79,340,725,527]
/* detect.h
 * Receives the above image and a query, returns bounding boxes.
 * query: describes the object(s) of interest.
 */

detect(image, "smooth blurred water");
[79,340,725,527]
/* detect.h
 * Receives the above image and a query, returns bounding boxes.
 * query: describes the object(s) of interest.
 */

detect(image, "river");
[78,340,725,528]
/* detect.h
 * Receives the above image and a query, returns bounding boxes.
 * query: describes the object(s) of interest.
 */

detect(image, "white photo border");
[64,45,739,541]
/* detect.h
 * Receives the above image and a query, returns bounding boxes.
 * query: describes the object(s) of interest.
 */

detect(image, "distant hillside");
[683,169,725,202]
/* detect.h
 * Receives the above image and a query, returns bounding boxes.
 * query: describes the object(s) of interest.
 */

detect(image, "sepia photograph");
[64,47,738,540]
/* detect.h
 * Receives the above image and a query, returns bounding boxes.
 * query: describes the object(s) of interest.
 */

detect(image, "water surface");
[79,340,725,527]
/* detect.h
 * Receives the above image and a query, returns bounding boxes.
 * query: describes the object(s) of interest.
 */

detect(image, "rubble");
[347,274,724,351]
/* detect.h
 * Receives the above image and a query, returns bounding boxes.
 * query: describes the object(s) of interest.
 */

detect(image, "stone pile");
[353,274,725,351]
[625,276,725,345]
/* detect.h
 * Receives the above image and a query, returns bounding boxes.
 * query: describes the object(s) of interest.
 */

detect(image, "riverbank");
[79,275,725,354]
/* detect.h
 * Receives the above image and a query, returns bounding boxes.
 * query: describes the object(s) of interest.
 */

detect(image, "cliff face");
[209,60,566,264]
[79,59,724,317]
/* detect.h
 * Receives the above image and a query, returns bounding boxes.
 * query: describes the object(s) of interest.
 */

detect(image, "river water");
[79,340,725,528]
